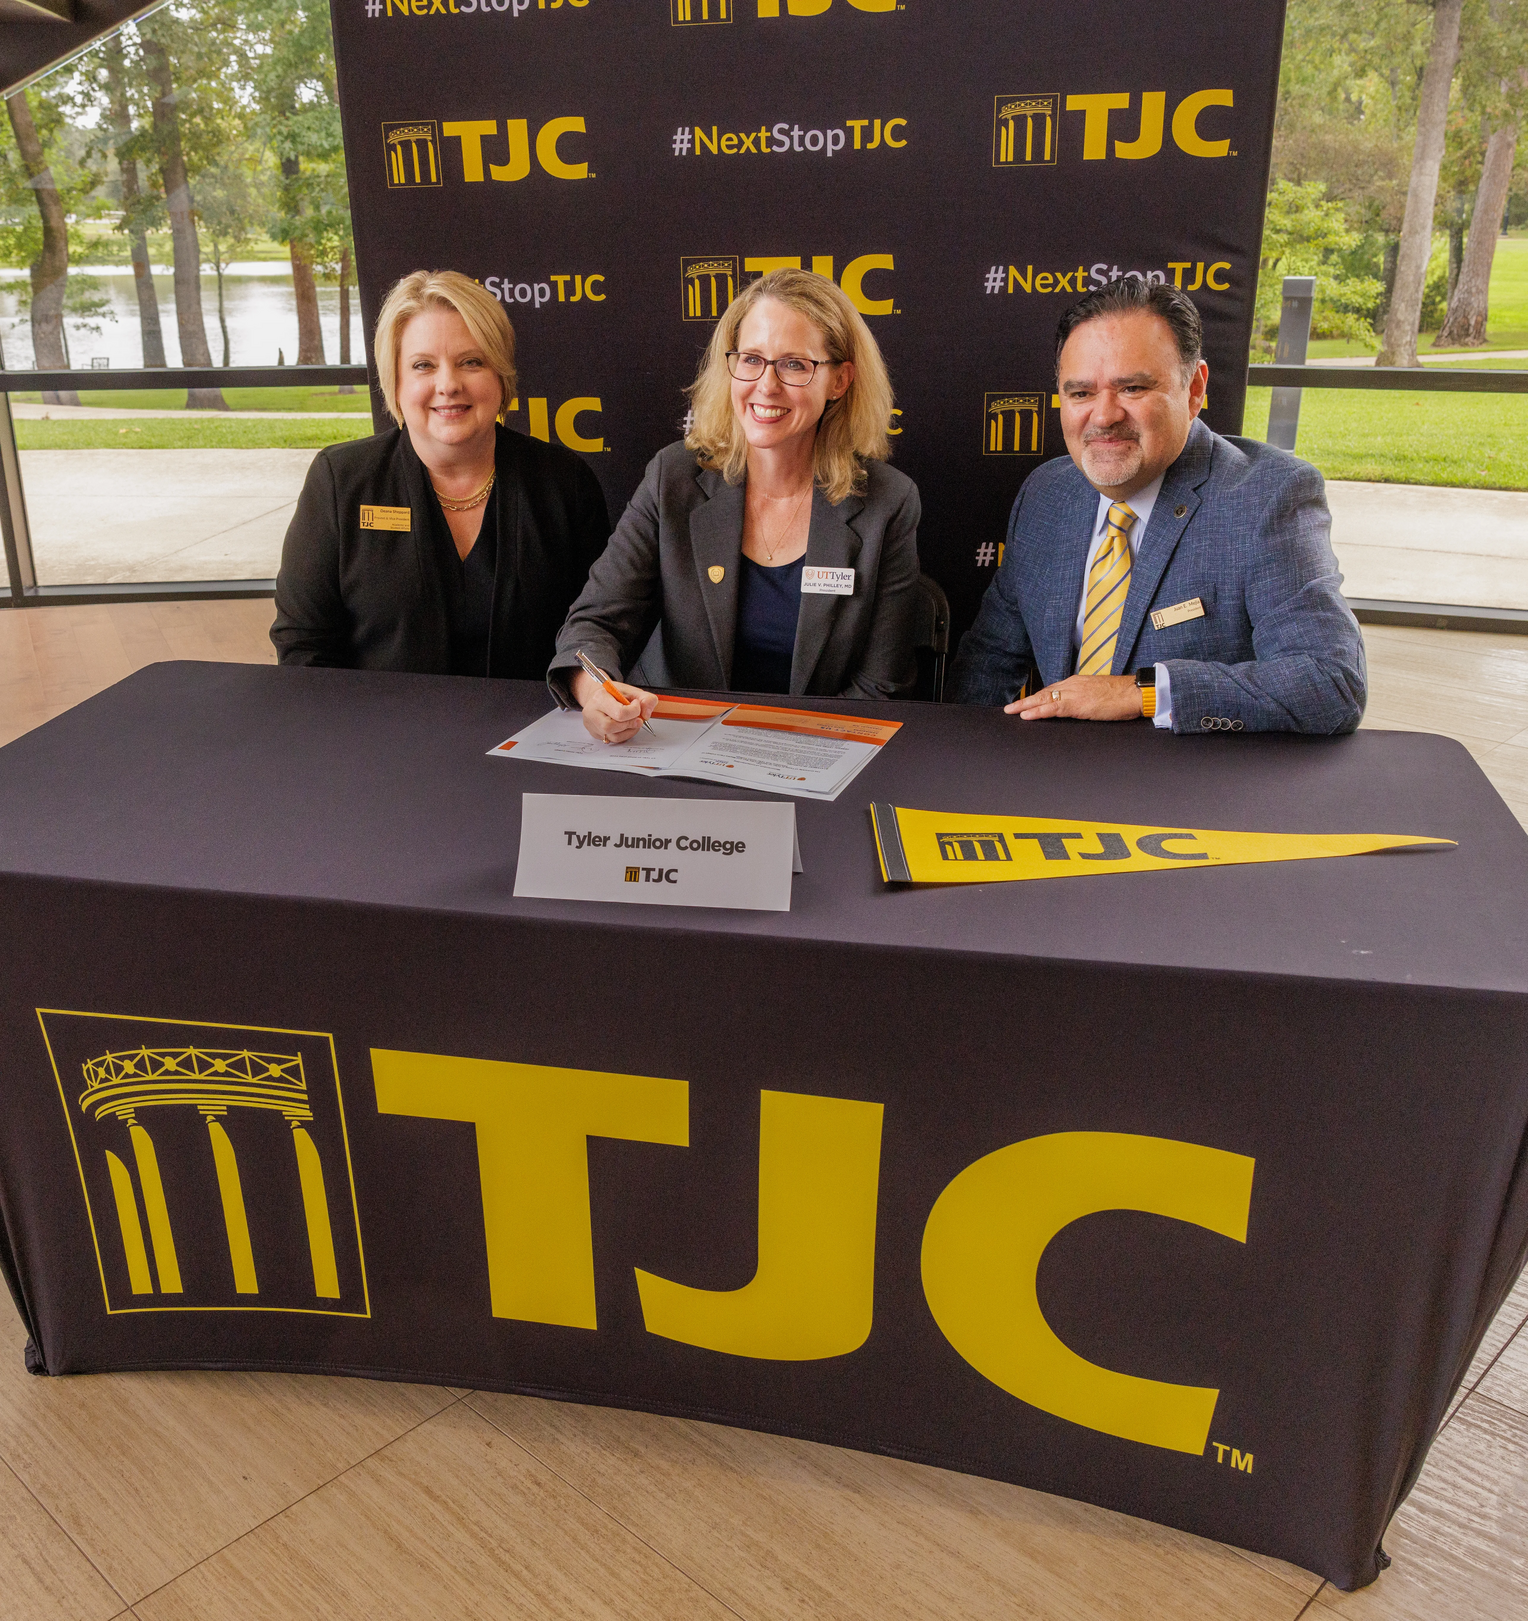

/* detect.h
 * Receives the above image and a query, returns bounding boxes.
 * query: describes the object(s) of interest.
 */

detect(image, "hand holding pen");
[573,650,659,744]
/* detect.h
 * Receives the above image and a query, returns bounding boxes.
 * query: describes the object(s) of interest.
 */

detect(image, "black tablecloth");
[1,662,1525,1591]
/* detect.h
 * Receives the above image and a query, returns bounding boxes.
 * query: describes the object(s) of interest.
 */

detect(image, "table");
[1,661,1525,1592]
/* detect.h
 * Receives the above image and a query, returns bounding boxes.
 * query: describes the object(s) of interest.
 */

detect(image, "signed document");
[491,700,900,802]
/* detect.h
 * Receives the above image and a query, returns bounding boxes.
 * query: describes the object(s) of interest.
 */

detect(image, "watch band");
[1135,666,1157,719]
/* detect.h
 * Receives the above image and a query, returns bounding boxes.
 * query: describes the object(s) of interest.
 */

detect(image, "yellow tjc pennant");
[870,803,1454,884]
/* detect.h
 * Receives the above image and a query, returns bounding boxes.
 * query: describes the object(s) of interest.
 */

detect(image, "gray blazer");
[950,419,1367,734]
[549,441,921,703]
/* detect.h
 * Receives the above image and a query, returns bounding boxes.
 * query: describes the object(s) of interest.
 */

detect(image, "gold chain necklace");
[751,484,811,563]
[431,468,496,513]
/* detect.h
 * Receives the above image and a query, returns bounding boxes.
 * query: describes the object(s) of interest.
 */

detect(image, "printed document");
[490,699,900,802]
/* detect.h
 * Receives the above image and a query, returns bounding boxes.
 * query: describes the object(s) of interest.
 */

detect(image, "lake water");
[0,263,358,371]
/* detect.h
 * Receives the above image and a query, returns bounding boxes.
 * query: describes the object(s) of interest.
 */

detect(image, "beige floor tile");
[131,1402,732,1621]
[1447,1266,1528,1419]
[0,1302,456,1604]
[0,1456,125,1621]
[1316,1395,1528,1621]
[1474,1272,1528,1415]
[470,1393,1316,1621]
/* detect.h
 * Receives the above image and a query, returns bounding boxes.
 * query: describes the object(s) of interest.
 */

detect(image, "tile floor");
[0,601,1526,1619]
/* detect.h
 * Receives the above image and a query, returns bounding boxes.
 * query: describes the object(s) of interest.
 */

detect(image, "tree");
[1376,0,1465,365]
[96,31,168,368]
[195,143,270,366]
[1437,1,1528,345]
[248,0,347,366]
[2,90,80,405]
[139,19,227,408]
[1254,180,1386,353]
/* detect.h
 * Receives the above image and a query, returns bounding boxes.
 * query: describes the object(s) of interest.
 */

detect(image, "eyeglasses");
[726,351,835,386]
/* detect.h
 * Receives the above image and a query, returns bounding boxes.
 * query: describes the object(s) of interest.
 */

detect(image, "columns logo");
[384,120,442,187]
[993,95,1058,167]
[937,832,1012,863]
[984,392,1045,456]
[41,1011,369,1317]
[682,256,740,320]
[672,0,730,22]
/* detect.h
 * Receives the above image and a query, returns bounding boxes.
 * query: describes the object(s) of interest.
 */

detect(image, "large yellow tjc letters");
[371,1050,687,1328]
[636,1090,883,1360]
[921,1132,1254,1454]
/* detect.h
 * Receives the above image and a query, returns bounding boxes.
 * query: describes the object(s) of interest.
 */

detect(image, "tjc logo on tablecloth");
[41,1011,369,1318]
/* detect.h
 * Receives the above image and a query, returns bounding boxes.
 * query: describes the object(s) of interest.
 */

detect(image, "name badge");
[1151,597,1205,630]
[359,504,412,532]
[802,566,855,596]
[513,793,799,912]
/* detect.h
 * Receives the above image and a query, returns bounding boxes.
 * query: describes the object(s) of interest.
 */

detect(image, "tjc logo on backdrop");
[993,90,1235,166]
[681,253,894,319]
[383,117,592,188]
[982,392,1048,457]
[671,0,895,21]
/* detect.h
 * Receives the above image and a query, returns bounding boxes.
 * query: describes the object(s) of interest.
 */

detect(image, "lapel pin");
[1174,504,1188,518]
[708,565,725,583]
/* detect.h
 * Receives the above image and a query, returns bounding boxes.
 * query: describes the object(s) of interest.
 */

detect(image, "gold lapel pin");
[708,565,725,583]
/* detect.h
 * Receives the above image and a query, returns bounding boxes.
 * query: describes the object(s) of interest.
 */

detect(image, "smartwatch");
[1135,665,1157,719]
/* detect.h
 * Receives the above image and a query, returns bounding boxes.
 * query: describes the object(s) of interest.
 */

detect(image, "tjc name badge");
[1151,597,1205,630]
[359,504,412,532]
[801,566,855,596]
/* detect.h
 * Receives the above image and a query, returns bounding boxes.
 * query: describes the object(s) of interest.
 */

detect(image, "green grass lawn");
[1306,236,1528,356]
[14,417,374,451]
[1241,385,1528,489]
[9,385,371,413]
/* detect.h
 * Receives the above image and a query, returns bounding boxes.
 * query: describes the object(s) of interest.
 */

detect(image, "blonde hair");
[685,268,894,504]
[374,270,517,427]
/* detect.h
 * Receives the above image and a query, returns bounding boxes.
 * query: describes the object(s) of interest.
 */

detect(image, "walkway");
[17,449,1528,607]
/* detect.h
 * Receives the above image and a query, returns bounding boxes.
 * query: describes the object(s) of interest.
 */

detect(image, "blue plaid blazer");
[950,419,1366,735]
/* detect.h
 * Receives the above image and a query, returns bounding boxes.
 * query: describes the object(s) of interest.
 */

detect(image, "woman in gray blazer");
[549,267,921,743]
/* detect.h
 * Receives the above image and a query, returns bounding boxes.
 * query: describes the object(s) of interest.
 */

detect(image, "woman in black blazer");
[549,267,920,743]
[271,270,609,676]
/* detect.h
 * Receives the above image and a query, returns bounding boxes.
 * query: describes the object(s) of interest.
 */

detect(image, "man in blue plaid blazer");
[950,280,1366,735]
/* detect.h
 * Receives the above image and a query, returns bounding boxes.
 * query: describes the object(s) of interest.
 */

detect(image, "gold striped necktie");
[1077,500,1137,675]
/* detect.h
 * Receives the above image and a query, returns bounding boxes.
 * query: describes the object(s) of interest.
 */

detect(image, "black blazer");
[549,441,921,703]
[271,423,610,676]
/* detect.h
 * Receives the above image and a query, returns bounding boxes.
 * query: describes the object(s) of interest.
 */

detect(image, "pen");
[577,649,656,735]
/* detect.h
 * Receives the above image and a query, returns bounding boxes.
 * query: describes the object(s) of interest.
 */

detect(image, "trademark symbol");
[1210,1442,1254,1473]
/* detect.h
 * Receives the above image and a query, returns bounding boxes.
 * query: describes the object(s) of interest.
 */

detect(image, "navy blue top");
[732,555,804,694]
[436,486,499,677]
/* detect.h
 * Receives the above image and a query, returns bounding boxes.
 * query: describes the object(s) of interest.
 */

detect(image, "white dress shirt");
[1072,476,1172,729]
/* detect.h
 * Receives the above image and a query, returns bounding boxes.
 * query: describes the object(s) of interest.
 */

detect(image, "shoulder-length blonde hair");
[685,268,894,505]
[373,270,517,427]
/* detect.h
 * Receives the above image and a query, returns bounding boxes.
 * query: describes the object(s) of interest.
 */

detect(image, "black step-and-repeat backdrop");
[330,0,1286,635]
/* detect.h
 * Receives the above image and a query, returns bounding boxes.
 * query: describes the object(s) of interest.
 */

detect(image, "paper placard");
[514,794,798,911]
[801,566,855,595]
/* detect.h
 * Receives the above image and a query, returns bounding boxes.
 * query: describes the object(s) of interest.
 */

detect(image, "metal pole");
[0,393,36,603]
[1266,276,1315,451]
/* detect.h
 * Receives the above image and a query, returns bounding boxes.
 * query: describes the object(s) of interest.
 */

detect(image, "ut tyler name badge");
[801,566,855,596]
[359,505,412,532]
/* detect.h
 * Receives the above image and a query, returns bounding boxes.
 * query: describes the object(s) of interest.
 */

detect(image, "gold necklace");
[431,468,496,512]
[751,483,811,563]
